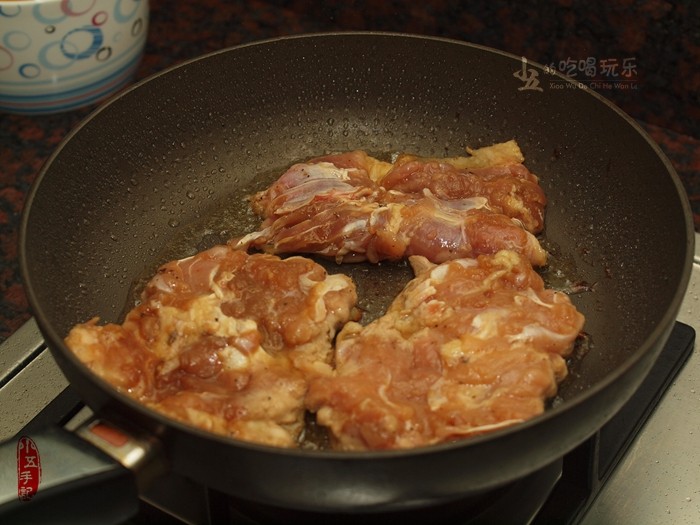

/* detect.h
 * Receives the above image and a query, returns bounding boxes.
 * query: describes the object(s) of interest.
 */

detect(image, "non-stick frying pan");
[4,33,695,522]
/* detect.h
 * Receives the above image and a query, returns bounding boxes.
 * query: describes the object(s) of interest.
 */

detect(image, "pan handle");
[0,418,164,525]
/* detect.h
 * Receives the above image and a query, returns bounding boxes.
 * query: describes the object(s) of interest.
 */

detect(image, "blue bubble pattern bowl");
[0,0,149,114]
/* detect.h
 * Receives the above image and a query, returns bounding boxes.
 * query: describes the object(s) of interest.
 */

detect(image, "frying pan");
[4,33,694,522]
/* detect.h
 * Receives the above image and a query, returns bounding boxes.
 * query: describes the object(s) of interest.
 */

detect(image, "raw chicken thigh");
[66,246,358,447]
[239,141,547,266]
[305,250,584,450]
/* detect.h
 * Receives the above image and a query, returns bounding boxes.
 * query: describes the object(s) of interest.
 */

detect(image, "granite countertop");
[2,0,699,342]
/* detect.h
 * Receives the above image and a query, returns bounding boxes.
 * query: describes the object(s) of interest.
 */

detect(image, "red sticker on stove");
[16,436,42,502]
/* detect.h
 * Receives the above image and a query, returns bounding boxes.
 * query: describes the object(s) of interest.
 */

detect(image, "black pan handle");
[0,418,164,525]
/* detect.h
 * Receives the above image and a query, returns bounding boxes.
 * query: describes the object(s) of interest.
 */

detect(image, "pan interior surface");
[20,33,694,505]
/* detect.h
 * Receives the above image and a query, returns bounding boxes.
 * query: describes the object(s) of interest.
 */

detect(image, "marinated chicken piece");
[240,146,547,266]
[242,188,546,265]
[381,160,547,233]
[305,250,585,451]
[66,246,358,447]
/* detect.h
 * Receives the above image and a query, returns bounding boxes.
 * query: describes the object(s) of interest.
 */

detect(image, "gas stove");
[2,234,698,524]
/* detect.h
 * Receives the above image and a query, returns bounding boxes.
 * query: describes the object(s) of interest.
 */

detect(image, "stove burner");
[5,323,695,524]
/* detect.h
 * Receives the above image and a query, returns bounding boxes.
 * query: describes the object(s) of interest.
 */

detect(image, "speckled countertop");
[2,0,699,341]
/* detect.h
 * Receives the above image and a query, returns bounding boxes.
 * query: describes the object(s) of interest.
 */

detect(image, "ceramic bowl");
[0,0,149,114]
